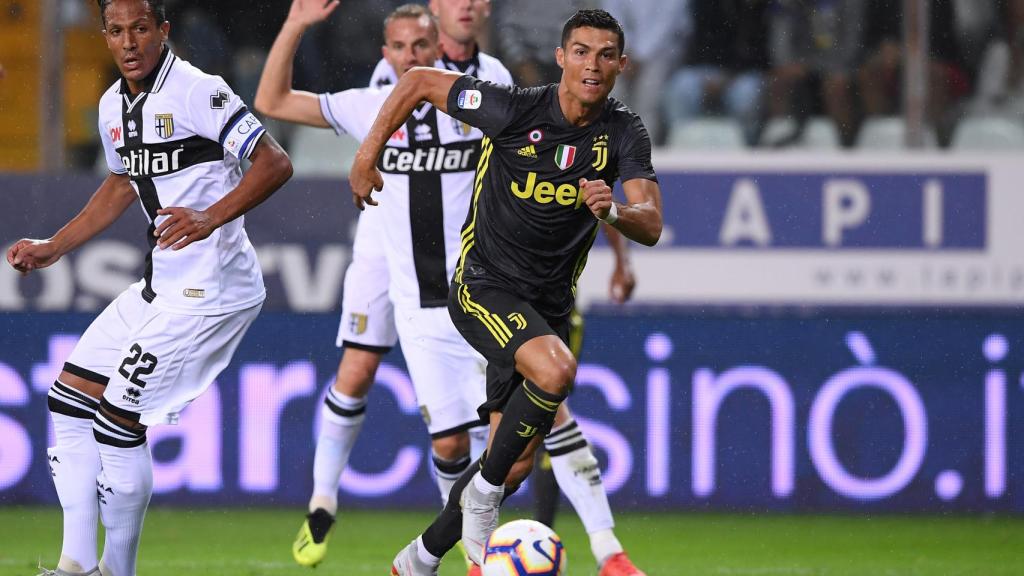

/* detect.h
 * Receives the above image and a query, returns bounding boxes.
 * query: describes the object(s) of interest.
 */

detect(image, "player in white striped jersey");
[7,1,292,575]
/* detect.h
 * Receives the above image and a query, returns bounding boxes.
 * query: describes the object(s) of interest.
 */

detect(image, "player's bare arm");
[254,0,340,126]
[155,134,292,250]
[6,173,136,275]
[349,66,461,209]
[580,177,661,246]
[603,223,635,303]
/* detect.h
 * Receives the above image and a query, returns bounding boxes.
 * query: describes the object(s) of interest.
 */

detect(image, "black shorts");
[448,279,569,419]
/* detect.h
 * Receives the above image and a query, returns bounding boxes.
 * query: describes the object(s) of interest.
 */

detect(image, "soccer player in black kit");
[350,9,662,575]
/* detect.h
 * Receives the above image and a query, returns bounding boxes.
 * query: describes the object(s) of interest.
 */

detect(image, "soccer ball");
[481,519,567,576]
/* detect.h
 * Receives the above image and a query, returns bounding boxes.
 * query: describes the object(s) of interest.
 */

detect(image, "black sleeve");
[617,114,658,184]
[446,74,520,138]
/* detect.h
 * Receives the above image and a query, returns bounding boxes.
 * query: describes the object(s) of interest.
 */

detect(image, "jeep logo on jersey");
[510,171,586,209]
[154,113,174,139]
[378,143,478,175]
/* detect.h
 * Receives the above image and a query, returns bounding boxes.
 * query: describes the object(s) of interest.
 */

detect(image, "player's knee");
[431,432,470,461]
[532,355,577,396]
[93,409,151,494]
[48,381,100,420]
[50,371,105,412]
[92,407,147,450]
[48,375,104,446]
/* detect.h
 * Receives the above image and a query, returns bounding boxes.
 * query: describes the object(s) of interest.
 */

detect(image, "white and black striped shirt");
[98,47,267,315]
[317,51,513,310]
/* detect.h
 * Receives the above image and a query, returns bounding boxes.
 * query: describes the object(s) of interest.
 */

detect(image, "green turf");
[1,506,1022,575]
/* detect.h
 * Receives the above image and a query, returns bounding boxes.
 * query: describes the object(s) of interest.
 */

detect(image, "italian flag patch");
[554,144,576,170]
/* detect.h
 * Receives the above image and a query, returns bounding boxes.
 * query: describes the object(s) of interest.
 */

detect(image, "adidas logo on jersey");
[379,145,476,174]
[121,146,184,178]
[510,171,586,209]
[516,145,538,159]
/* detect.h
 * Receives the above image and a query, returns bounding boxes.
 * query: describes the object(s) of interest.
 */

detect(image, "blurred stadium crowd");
[6,0,1024,171]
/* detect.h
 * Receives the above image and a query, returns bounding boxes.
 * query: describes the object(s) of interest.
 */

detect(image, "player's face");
[382,16,440,77]
[556,27,626,106]
[101,0,169,91]
[430,0,490,45]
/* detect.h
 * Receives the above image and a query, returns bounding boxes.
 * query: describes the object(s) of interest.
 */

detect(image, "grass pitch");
[1,507,1021,575]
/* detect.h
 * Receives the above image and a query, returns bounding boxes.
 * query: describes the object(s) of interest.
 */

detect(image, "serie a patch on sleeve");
[457,89,482,110]
[221,111,265,159]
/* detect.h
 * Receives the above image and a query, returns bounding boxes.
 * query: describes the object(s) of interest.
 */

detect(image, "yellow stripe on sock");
[522,382,560,413]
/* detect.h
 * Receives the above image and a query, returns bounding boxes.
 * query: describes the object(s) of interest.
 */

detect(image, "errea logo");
[123,386,142,405]
[510,172,585,208]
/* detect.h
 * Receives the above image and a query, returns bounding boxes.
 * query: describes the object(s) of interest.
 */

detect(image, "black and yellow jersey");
[445,75,657,319]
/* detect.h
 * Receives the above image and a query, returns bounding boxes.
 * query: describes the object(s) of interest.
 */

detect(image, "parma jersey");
[320,52,512,310]
[97,47,267,315]
[368,48,513,88]
[446,76,658,318]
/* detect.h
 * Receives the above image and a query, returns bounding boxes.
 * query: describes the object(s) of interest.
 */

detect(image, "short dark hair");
[97,0,167,27]
[383,3,439,41]
[561,9,625,54]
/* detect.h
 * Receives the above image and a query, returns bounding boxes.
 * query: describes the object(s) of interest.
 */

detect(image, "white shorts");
[395,305,487,437]
[65,288,260,426]
[335,209,397,351]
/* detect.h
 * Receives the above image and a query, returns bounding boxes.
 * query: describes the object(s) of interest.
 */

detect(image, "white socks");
[473,470,504,494]
[416,535,440,566]
[93,410,152,576]
[588,529,624,566]
[310,389,366,514]
[49,410,101,573]
[544,419,622,563]
[469,426,488,461]
[431,451,471,507]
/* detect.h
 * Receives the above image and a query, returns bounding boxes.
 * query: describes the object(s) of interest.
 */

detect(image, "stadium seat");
[288,126,360,177]
[760,117,839,149]
[857,117,937,149]
[759,117,798,147]
[667,118,746,150]
[951,116,1024,150]
[803,117,841,149]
